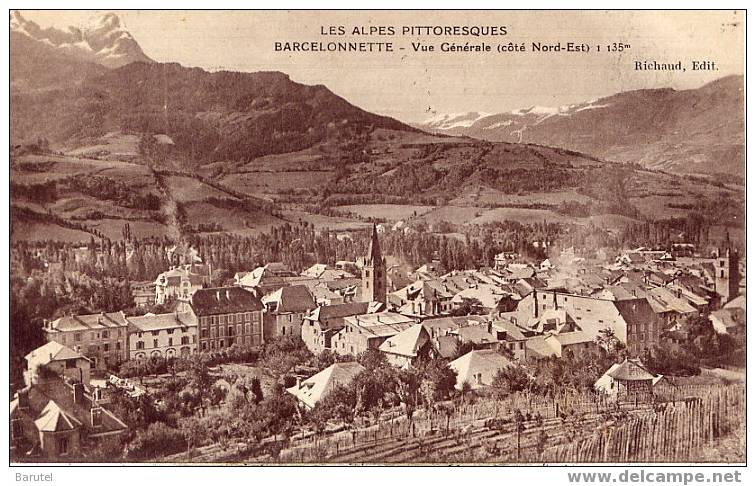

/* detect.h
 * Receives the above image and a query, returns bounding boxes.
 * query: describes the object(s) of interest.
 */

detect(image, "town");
[10,221,745,463]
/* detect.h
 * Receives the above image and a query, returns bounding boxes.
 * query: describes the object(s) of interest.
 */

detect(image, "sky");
[21,10,744,123]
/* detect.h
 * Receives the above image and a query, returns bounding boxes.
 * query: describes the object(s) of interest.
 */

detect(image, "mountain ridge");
[416,76,745,177]
[10,10,153,68]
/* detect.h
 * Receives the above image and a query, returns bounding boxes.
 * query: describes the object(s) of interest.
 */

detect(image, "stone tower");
[714,247,740,305]
[362,224,387,304]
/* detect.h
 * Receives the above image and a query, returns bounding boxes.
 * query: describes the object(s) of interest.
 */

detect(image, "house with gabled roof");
[709,307,745,340]
[43,312,129,369]
[262,285,316,340]
[390,278,455,317]
[301,301,372,355]
[11,342,128,461]
[331,312,418,357]
[187,286,264,351]
[24,341,92,388]
[646,286,697,328]
[378,323,432,368]
[126,311,198,360]
[286,362,365,409]
[448,349,516,390]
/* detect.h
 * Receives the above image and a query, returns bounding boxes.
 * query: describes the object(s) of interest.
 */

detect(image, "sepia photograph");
[7,8,746,468]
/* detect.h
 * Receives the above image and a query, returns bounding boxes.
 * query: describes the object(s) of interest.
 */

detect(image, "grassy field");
[64,131,141,160]
[280,209,371,232]
[449,187,593,207]
[221,170,334,196]
[10,221,93,243]
[183,201,285,234]
[164,175,235,203]
[335,204,435,221]
[84,218,169,240]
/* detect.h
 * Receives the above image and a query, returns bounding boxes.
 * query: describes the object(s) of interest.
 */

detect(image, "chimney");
[73,382,85,404]
[296,377,302,389]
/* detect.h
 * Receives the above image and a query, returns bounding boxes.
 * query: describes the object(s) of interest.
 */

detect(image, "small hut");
[594,358,657,402]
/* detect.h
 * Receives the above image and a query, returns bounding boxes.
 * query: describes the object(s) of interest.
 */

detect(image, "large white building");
[127,312,198,360]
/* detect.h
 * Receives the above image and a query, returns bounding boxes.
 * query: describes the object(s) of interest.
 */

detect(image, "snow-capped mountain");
[415,77,744,177]
[10,10,153,68]
[422,112,492,130]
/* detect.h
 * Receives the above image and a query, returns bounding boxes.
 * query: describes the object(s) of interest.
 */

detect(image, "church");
[360,224,387,304]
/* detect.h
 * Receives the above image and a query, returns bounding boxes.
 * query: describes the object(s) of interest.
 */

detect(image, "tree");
[419,358,457,402]
[513,408,525,461]
[450,297,485,316]
[595,327,621,355]
[188,359,212,415]
[492,365,531,395]
[358,348,387,371]
[395,368,421,434]
[180,416,208,450]
[124,422,187,460]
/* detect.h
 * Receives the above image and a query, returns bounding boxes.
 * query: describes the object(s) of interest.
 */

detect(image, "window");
[104,343,110,352]
[102,330,109,339]
[181,336,189,345]
[202,329,209,338]
[228,326,234,336]
[202,342,207,350]
[153,339,158,348]
[219,340,225,348]
[91,332,95,340]
[168,338,173,346]
[167,329,174,335]
[116,342,121,350]
[245,313,251,322]
[152,331,159,336]
[66,359,77,369]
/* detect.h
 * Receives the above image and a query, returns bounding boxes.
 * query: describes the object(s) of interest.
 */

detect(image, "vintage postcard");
[8,10,745,466]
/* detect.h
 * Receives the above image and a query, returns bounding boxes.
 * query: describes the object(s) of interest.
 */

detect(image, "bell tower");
[715,247,740,305]
[362,224,386,304]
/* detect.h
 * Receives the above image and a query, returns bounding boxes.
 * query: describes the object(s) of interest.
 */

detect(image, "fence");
[547,385,745,463]
[277,385,744,464]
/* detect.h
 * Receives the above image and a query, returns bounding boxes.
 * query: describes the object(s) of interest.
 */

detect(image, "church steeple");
[362,224,386,304]
[367,223,382,262]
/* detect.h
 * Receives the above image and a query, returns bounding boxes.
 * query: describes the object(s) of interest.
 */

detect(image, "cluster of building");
[11,341,128,460]
[17,227,745,453]
[40,229,746,380]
